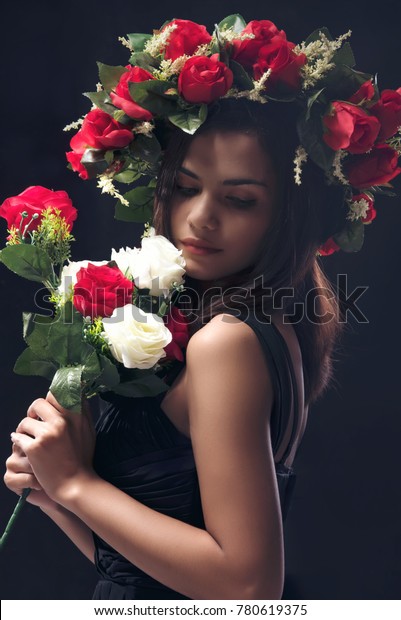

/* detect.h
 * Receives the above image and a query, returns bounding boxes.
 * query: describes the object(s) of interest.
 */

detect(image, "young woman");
[3,98,345,600]
[6,6,401,598]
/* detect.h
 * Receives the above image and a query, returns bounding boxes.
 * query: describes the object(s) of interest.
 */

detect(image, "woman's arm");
[11,314,284,600]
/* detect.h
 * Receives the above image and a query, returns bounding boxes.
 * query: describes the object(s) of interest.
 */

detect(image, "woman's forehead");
[181,131,275,181]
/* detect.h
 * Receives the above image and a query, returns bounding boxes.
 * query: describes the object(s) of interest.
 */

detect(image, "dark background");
[0,0,400,600]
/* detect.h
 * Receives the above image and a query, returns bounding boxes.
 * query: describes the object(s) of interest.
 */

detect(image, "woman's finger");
[10,431,35,455]
[3,470,42,492]
[27,397,61,422]
[6,451,34,474]
[16,417,45,438]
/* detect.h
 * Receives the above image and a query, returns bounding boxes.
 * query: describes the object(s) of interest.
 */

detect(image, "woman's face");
[170,131,277,285]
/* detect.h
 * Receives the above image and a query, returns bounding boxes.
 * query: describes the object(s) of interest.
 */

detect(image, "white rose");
[141,235,186,296]
[58,260,108,301]
[102,304,172,369]
[110,246,140,278]
[112,236,185,296]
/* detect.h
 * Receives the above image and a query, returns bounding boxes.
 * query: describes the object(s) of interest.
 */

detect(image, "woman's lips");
[181,241,222,255]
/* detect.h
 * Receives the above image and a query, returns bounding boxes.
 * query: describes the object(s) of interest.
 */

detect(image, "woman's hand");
[4,443,58,512]
[10,392,97,505]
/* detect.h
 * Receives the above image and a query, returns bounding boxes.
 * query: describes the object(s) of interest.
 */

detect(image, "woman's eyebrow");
[178,166,199,179]
[223,178,268,187]
[178,167,267,187]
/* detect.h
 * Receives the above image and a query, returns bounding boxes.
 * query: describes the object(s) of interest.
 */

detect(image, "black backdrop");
[0,0,400,600]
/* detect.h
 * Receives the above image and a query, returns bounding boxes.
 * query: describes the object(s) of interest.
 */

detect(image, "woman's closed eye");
[175,185,199,197]
[227,196,257,207]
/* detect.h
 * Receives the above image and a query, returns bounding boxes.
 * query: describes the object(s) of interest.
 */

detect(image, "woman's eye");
[227,196,257,207]
[176,185,199,197]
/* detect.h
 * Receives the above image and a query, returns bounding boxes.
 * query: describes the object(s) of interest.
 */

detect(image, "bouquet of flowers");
[0,185,188,414]
[0,184,188,548]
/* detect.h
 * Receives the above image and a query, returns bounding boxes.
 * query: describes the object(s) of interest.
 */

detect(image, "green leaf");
[128,52,160,72]
[126,33,152,52]
[23,312,53,357]
[84,91,117,116]
[332,42,356,69]
[49,366,83,412]
[304,27,333,46]
[305,87,326,121]
[113,170,142,184]
[168,104,208,134]
[297,112,335,172]
[217,14,247,33]
[322,65,372,100]
[0,245,54,283]
[112,373,168,398]
[129,80,177,116]
[129,133,162,163]
[113,110,133,125]
[14,347,57,380]
[229,60,254,90]
[334,221,365,252]
[97,62,127,93]
[115,184,155,223]
[81,346,102,384]
[80,149,109,177]
[47,304,84,366]
[93,354,120,390]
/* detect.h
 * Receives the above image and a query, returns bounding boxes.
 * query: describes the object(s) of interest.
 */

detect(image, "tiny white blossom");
[296,30,352,89]
[63,117,85,132]
[218,30,255,44]
[97,176,130,206]
[347,197,370,221]
[194,42,214,56]
[331,150,349,185]
[144,23,178,57]
[132,121,154,136]
[154,55,190,80]
[118,36,134,51]
[293,146,308,185]
[227,69,271,103]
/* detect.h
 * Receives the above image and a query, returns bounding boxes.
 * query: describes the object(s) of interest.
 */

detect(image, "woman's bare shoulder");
[185,313,273,418]
[187,312,262,358]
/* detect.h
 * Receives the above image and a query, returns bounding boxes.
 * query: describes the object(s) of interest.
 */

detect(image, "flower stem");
[0,488,31,551]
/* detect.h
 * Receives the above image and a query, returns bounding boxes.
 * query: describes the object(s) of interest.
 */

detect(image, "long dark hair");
[153,98,348,406]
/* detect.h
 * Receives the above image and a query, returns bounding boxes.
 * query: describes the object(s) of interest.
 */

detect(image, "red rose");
[66,150,89,180]
[346,144,401,188]
[371,88,401,140]
[350,193,377,223]
[252,38,307,91]
[163,306,190,362]
[162,19,212,61]
[349,80,375,105]
[232,20,286,69]
[178,54,233,104]
[73,263,134,319]
[318,237,341,256]
[110,65,154,120]
[69,109,134,151]
[323,101,380,154]
[0,185,77,237]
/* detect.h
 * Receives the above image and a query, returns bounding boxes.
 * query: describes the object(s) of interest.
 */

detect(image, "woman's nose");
[187,192,218,231]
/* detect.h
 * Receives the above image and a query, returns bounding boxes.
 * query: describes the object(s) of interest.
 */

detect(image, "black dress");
[92,313,300,600]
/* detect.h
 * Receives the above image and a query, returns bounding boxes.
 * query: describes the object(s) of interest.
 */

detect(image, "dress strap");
[237,314,300,463]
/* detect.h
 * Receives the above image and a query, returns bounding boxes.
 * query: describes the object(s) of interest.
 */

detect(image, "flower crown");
[65,14,401,256]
